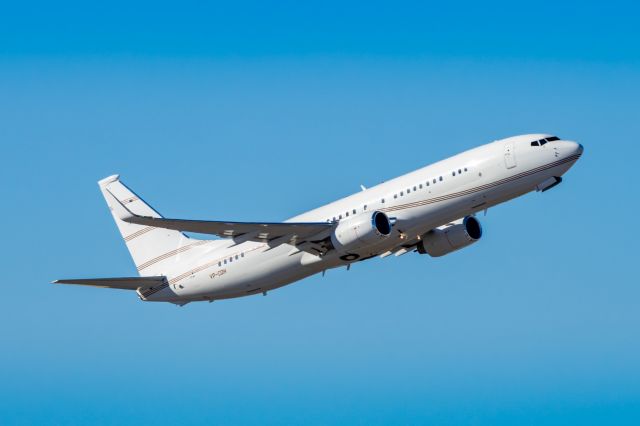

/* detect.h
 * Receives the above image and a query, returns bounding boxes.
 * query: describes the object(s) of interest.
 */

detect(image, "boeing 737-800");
[55,134,583,305]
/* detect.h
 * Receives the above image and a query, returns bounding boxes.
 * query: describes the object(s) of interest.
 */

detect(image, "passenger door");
[504,142,517,169]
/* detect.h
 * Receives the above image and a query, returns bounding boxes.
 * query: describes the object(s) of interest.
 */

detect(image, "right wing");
[104,188,334,251]
[52,276,167,291]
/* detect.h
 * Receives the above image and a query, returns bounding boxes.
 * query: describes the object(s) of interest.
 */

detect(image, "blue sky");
[1,1,639,425]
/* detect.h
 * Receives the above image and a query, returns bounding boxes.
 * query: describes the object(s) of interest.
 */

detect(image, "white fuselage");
[143,134,582,303]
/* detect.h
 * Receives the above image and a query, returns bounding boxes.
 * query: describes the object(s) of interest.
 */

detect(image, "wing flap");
[53,276,167,290]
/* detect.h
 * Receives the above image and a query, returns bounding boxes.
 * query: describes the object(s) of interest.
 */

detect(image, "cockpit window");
[531,136,560,147]
[532,136,559,146]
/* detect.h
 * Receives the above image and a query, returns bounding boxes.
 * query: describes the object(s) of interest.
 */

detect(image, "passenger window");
[241,253,244,257]
[452,171,456,176]
[352,209,356,214]
[224,259,227,264]
[419,184,422,189]
[400,191,404,196]
[464,167,468,172]
[339,214,342,219]
[458,169,462,174]
[433,179,436,184]
[364,205,367,210]
[381,198,385,203]
[394,194,397,199]
[346,212,349,217]
[426,181,430,186]
[218,262,221,267]
[235,255,239,260]
[413,186,417,191]
[407,189,410,194]
[439,176,443,181]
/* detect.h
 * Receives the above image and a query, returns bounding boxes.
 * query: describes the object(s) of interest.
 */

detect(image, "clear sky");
[1,1,639,425]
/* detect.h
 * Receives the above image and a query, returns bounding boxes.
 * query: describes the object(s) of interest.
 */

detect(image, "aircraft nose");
[564,140,583,157]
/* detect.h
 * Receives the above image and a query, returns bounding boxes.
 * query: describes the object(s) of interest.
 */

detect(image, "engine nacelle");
[331,211,392,255]
[417,216,482,257]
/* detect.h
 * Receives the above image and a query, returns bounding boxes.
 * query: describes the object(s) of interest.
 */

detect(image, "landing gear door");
[504,142,517,169]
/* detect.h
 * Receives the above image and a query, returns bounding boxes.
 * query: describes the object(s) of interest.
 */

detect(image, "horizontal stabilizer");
[53,276,167,290]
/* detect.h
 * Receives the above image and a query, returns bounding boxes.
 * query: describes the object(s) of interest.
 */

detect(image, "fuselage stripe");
[142,244,268,298]
[124,226,155,242]
[136,240,210,271]
[381,154,580,213]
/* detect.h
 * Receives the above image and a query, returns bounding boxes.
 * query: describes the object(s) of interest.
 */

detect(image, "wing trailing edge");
[103,187,333,244]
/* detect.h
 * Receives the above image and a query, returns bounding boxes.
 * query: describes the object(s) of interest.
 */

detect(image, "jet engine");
[417,216,482,257]
[331,211,392,256]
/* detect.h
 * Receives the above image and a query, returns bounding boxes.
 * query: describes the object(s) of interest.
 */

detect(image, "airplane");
[54,134,583,305]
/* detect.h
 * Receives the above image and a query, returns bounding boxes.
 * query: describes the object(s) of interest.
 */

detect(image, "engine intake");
[332,211,392,254]
[417,216,482,257]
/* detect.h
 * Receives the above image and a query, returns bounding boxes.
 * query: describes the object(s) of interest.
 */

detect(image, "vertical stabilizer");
[98,175,206,276]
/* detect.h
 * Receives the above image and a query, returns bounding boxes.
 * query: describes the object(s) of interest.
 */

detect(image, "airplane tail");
[98,175,208,276]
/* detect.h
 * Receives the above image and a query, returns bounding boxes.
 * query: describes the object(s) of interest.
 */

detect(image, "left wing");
[105,188,333,249]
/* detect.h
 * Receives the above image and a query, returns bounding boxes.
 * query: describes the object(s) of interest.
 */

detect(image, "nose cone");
[564,140,583,158]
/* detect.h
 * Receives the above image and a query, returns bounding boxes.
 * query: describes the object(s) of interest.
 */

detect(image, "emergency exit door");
[504,143,517,169]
